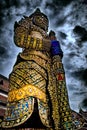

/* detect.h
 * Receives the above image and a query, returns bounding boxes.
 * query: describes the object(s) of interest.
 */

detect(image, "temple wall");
[0,74,9,121]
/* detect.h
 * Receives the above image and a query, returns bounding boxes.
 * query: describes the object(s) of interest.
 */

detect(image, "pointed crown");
[29,8,49,31]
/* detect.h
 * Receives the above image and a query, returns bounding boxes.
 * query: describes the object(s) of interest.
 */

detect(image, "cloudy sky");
[0,0,87,112]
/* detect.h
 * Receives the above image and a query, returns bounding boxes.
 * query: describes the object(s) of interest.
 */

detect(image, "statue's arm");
[49,30,64,74]
[14,23,29,48]
[14,18,51,51]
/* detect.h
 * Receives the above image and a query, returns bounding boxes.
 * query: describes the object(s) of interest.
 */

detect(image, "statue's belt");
[20,50,50,61]
[8,84,46,103]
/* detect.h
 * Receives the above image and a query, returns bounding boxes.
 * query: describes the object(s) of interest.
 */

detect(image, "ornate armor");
[2,8,73,130]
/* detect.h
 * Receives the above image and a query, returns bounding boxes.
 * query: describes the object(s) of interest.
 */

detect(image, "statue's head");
[29,8,49,31]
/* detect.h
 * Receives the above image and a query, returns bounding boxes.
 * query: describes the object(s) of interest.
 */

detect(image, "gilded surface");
[1,8,75,130]
[2,50,85,129]
[8,84,47,103]
[2,55,51,128]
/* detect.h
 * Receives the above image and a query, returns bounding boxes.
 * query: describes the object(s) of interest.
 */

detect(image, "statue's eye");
[37,16,40,20]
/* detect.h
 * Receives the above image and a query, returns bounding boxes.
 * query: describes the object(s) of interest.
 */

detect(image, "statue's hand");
[42,38,51,51]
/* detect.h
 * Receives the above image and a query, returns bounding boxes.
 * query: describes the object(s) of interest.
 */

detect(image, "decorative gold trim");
[20,50,50,61]
[2,98,34,128]
[15,34,43,50]
[37,99,51,128]
[8,84,46,103]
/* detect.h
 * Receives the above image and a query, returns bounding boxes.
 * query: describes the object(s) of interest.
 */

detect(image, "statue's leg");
[2,60,51,129]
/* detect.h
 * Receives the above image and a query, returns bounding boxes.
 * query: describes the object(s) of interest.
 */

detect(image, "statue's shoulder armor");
[14,16,32,31]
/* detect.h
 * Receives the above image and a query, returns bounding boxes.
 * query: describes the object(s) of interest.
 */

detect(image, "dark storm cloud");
[51,0,73,6]
[82,98,87,107]
[45,0,73,11]
[58,31,67,39]
[82,0,87,4]
[68,52,79,58]
[42,0,73,22]
[73,25,87,42]
[55,17,66,27]
[71,69,87,86]
[0,46,6,56]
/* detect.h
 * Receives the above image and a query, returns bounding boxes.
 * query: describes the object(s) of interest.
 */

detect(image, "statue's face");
[33,15,48,31]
